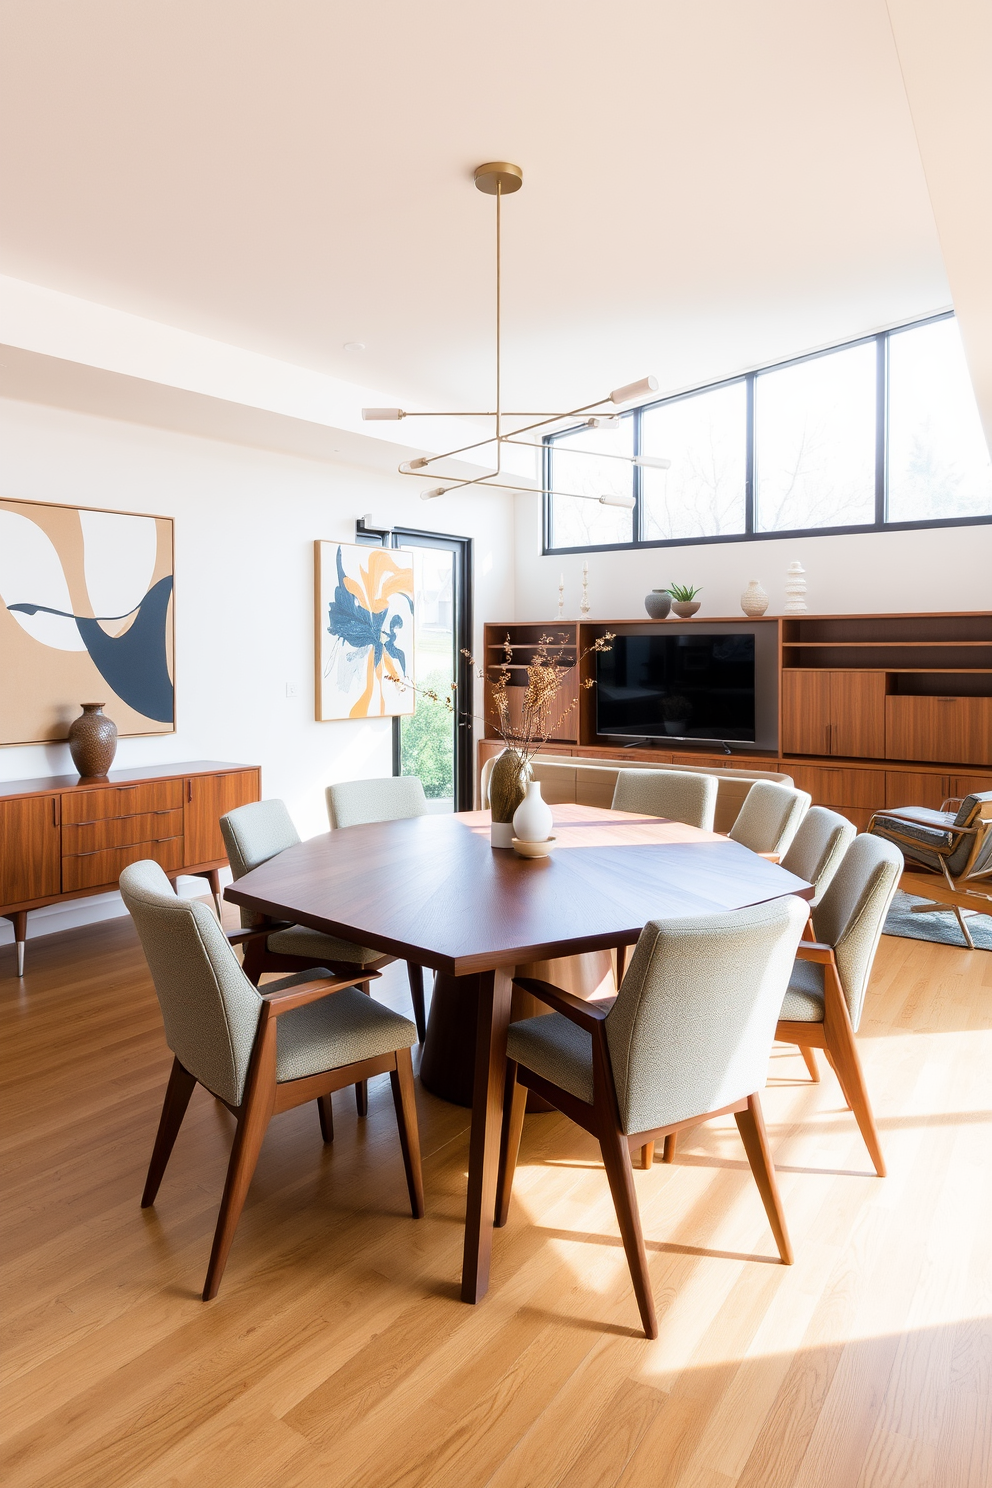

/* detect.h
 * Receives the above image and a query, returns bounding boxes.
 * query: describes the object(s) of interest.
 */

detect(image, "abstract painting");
[314,541,415,720]
[0,498,175,745]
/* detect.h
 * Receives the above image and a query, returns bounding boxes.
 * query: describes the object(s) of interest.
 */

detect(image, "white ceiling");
[0,0,951,414]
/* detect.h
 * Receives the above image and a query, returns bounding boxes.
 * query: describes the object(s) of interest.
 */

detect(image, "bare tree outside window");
[755,342,876,532]
[550,417,634,547]
[641,381,746,539]
[887,318,992,522]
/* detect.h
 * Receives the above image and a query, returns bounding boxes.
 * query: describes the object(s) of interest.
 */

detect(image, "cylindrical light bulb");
[362,407,406,421]
[421,487,447,500]
[609,376,658,406]
[598,492,636,508]
[586,415,620,430]
[633,455,671,470]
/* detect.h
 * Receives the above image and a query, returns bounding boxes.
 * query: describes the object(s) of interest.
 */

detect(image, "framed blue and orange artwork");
[314,540,415,720]
[0,497,175,745]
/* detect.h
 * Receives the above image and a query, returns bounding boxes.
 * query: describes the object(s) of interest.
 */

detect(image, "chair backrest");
[611,768,718,831]
[952,792,992,879]
[220,798,300,880]
[812,833,903,1030]
[326,776,429,829]
[605,895,809,1135]
[729,780,811,856]
[781,806,856,900]
[952,790,992,828]
[119,860,262,1106]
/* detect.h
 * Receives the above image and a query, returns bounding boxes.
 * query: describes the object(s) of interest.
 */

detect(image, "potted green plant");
[667,583,702,618]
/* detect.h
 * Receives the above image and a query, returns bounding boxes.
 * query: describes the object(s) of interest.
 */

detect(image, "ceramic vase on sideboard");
[740,580,769,616]
[68,704,118,778]
[644,589,672,619]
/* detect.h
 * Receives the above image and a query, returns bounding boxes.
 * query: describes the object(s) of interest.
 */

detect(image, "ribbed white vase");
[512,781,554,844]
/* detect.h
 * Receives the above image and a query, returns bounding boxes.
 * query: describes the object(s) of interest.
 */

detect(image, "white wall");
[0,397,515,943]
[513,491,992,622]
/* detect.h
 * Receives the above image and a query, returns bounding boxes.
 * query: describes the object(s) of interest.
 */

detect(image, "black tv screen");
[596,632,756,744]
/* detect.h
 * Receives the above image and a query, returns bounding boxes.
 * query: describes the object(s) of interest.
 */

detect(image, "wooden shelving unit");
[481,612,992,831]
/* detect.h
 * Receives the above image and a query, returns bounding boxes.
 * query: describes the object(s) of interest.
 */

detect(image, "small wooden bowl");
[511,835,557,859]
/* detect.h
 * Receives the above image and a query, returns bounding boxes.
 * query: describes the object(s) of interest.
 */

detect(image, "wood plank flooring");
[1,907,990,1487]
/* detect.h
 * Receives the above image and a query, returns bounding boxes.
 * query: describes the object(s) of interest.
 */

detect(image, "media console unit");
[0,761,260,975]
[481,611,992,828]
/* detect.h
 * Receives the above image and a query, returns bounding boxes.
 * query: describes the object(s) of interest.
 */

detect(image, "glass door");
[397,543,457,809]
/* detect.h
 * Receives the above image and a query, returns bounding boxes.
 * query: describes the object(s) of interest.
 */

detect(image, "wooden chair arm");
[795,941,836,965]
[757,851,781,864]
[512,976,613,1032]
[870,808,976,836]
[261,969,381,1016]
[227,922,293,946]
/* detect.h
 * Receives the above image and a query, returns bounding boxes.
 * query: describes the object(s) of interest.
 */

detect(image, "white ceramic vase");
[740,579,769,616]
[512,781,554,844]
[785,561,808,613]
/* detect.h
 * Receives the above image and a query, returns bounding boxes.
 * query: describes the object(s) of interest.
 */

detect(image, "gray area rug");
[883,890,992,951]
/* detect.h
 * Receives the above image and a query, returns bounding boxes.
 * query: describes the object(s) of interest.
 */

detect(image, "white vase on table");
[512,781,554,844]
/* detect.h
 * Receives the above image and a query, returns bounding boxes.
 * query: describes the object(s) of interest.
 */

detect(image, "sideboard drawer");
[61,836,183,892]
[61,779,184,824]
[62,808,184,856]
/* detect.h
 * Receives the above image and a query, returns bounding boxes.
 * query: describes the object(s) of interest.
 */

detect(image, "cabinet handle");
[187,780,193,803]
[52,797,59,827]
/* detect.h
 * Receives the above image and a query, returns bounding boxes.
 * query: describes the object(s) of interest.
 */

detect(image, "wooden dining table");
[225,802,814,1306]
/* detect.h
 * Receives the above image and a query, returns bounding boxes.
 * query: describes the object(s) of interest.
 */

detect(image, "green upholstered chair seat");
[507,1012,595,1105]
[265,924,382,965]
[779,959,825,1023]
[271,974,417,1084]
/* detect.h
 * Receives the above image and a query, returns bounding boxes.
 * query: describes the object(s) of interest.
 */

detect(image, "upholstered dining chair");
[325,775,429,829]
[868,790,992,950]
[324,777,430,1041]
[120,860,423,1301]
[729,781,811,860]
[221,799,403,1115]
[775,833,902,1175]
[781,806,857,910]
[497,895,809,1338]
[611,768,718,831]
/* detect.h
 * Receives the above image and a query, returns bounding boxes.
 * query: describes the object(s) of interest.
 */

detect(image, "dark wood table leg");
[461,965,513,1304]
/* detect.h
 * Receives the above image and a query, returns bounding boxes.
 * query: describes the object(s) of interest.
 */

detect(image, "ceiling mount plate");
[474,161,523,196]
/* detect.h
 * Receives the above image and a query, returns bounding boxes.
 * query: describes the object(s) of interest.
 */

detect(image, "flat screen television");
[596,632,756,745]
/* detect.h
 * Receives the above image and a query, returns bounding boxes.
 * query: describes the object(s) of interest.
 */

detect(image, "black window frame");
[355,518,474,811]
[543,310,992,555]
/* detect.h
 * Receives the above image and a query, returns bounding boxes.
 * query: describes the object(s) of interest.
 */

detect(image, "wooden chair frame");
[237,918,427,1044]
[775,938,886,1176]
[496,977,793,1340]
[867,801,992,952]
[141,964,424,1301]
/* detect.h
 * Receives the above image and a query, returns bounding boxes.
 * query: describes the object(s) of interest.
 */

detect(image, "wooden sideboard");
[482,611,992,832]
[0,761,260,975]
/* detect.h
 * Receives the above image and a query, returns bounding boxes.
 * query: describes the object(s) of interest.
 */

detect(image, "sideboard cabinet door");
[183,770,261,868]
[0,796,61,907]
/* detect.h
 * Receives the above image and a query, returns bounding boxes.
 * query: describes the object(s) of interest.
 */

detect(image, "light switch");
[285,682,299,698]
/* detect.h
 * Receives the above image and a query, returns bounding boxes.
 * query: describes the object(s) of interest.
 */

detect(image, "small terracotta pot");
[671,601,701,618]
[68,703,118,778]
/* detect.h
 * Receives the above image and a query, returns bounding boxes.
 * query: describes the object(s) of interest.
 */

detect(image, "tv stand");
[480,612,991,831]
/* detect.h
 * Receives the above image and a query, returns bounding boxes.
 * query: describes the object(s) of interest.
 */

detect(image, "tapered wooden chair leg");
[662,1132,678,1163]
[640,1142,655,1169]
[141,1058,197,1207]
[800,1045,820,1082]
[598,1123,658,1339]
[823,1048,849,1106]
[202,1088,272,1301]
[734,1092,793,1264]
[406,963,427,1043]
[355,980,371,1114]
[388,1049,425,1218]
[495,1063,528,1227]
[826,1025,886,1177]
[316,1094,334,1143]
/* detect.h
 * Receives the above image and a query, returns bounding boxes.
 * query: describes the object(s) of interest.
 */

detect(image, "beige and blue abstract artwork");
[0,498,175,745]
[314,541,415,720]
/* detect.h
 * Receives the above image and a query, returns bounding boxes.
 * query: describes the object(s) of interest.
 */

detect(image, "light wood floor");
[2,908,990,1488]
